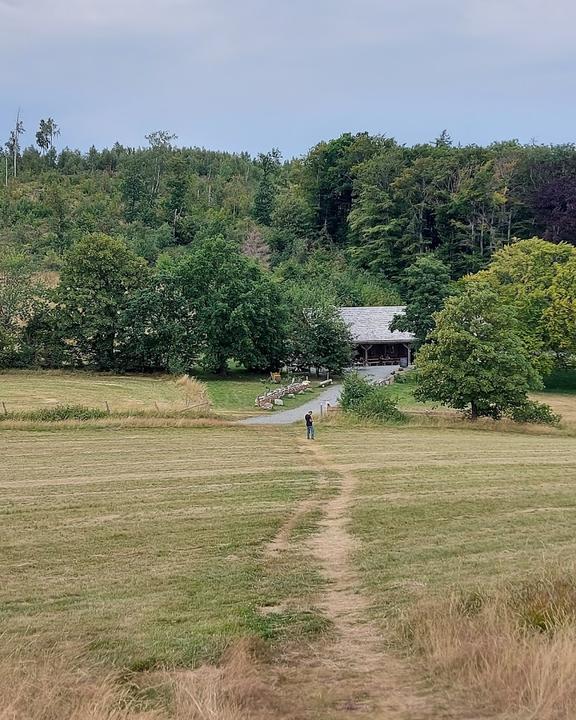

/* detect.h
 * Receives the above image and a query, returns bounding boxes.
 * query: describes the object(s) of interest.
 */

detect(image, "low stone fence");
[255,380,311,410]
[373,368,402,387]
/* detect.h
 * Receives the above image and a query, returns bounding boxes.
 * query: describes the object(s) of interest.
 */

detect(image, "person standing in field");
[305,411,315,440]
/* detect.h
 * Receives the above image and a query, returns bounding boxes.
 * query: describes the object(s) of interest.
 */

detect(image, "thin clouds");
[0,0,575,154]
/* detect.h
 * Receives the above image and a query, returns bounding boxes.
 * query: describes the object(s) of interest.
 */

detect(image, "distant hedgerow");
[0,404,109,422]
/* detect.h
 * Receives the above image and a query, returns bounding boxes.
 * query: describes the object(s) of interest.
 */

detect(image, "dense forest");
[2,119,576,373]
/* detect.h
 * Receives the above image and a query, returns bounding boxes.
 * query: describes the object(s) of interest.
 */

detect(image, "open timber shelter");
[340,306,416,367]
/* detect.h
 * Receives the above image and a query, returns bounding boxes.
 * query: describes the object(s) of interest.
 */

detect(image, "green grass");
[3,408,576,692]
[0,426,330,668]
[339,426,576,619]
[0,369,320,418]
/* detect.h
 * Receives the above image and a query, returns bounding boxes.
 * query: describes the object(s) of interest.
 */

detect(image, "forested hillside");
[2,122,576,373]
[3,126,576,277]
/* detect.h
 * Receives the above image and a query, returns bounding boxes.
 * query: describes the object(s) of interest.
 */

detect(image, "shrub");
[340,372,405,422]
[507,400,561,426]
[340,372,373,411]
[353,387,406,422]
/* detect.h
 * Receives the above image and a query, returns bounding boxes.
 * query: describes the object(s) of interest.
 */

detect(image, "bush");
[507,400,561,426]
[353,387,406,422]
[340,372,373,411]
[0,404,109,422]
[341,372,405,422]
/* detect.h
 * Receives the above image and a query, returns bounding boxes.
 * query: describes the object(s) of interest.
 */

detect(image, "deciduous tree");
[55,233,146,369]
[390,255,453,344]
[173,236,286,373]
[415,284,541,419]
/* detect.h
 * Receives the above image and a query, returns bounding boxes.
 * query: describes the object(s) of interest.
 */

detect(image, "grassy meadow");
[0,369,321,419]
[0,426,334,669]
[2,371,576,718]
[344,427,576,609]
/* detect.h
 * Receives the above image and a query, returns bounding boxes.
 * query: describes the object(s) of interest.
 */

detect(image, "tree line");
[1,120,576,381]
[3,122,576,280]
[0,232,353,374]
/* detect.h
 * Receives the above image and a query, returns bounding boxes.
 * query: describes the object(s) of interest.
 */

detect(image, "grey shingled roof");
[340,306,416,344]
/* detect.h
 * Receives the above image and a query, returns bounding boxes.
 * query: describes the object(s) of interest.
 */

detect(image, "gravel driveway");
[238,366,400,426]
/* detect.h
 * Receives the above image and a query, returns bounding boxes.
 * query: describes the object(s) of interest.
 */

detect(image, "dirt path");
[263,440,443,720]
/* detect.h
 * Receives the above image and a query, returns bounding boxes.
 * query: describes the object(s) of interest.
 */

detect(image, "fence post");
[105,401,111,415]
[2,401,7,416]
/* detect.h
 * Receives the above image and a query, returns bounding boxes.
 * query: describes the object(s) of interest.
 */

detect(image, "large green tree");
[415,284,541,419]
[173,236,287,373]
[55,233,145,369]
[467,237,576,372]
[116,269,197,372]
[286,302,353,374]
[544,255,576,360]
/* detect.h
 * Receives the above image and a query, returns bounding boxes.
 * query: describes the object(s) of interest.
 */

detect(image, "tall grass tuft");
[404,573,576,719]
[0,646,158,719]
[175,375,213,411]
[0,639,273,720]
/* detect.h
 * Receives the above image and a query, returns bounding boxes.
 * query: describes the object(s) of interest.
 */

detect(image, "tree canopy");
[1,123,575,378]
[415,284,542,419]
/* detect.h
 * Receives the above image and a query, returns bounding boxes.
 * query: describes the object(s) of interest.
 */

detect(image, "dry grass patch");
[406,574,576,720]
[175,375,212,412]
[0,638,280,720]
[0,643,158,720]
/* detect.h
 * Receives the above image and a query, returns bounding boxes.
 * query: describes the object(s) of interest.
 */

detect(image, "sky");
[1,0,576,157]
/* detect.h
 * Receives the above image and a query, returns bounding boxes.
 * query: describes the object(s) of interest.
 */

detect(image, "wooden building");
[340,306,416,367]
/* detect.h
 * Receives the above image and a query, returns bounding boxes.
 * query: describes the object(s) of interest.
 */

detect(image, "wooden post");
[403,343,412,366]
[2,401,7,415]
[105,401,111,415]
[360,344,372,366]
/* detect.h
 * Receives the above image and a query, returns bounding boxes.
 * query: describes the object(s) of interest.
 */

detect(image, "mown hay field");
[2,410,576,718]
[0,426,333,669]
[338,426,576,611]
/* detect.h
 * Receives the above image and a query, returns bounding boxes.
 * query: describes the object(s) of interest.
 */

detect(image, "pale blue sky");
[1,0,575,157]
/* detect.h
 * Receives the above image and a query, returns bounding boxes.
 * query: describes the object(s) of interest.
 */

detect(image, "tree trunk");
[470,401,478,421]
